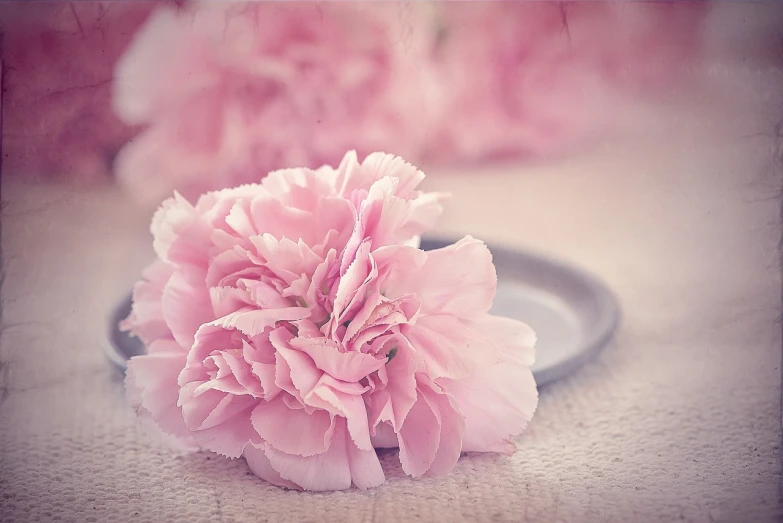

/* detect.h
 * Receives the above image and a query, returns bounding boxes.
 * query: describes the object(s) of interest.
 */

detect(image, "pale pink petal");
[242,279,293,309]
[190,411,257,459]
[265,419,352,491]
[126,351,196,446]
[180,388,257,431]
[305,375,373,451]
[347,436,385,489]
[251,396,335,457]
[250,195,353,249]
[329,242,377,331]
[380,236,496,318]
[270,328,323,398]
[250,233,323,287]
[359,152,426,198]
[161,266,213,349]
[403,315,504,380]
[397,389,440,478]
[204,248,255,288]
[225,199,261,239]
[208,286,253,319]
[121,260,173,344]
[345,293,421,351]
[262,166,338,210]
[224,347,265,396]
[251,362,281,400]
[151,192,215,267]
[290,336,386,383]
[441,363,538,454]
[420,385,464,477]
[366,337,418,432]
[468,314,537,367]
[243,444,299,490]
[211,306,310,337]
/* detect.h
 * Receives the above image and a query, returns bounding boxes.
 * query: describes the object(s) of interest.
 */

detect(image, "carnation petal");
[122,260,173,344]
[152,192,215,267]
[250,233,323,287]
[290,336,386,383]
[265,419,352,491]
[468,314,536,367]
[367,337,417,432]
[420,385,464,477]
[403,315,504,380]
[397,389,440,478]
[190,411,256,459]
[243,444,300,490]
[161,266,213,349]
[441,362,538,454]
[251,396,335,457]
[380,236,496,318]
[347,436,385,489]
[306,375,373,451]
[212,306,310,337]
[270,329,323,398]
[126,350,195,446]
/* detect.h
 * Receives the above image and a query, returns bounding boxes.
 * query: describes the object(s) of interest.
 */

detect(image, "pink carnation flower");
[425,1,709,164]
[123,151,538,490]
[113,2,436,205]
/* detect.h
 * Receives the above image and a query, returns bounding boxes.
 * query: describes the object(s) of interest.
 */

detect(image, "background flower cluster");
[1,1,709,203]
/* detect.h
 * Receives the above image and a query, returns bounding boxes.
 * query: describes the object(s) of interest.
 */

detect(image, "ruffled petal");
[211,306,310,337]
[121,260,173,344]
[161,265,213,349]
[251,396,335,457]
[264,419,353,491]
[366,336,417,432]
[125,348,196,447]
[190,409,257,458]
[243,444,299,489]
[441,362,538,454]
[397,388,440,478]
[270,328,323,399]
[419,385,464,477]
[347,435,385,489]
[290,336,386,383]
[379,236,496,318]
[305,375,373,451]
[403,314,504,380]
[468,314,536,367]
[151,192,216,267]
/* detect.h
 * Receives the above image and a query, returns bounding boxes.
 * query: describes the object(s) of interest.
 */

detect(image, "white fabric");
[2,11,782,523]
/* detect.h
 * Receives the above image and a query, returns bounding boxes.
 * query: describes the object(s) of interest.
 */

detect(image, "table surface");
[2,25,783,523]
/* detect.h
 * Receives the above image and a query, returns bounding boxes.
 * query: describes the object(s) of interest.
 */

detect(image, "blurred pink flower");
[0,2,170,181]
[123,151,538,490]
[424,1,709,165]
[113,2,437,205]
[563,1,710,91]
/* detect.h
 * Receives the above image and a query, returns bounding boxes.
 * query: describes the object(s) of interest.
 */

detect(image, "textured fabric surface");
[2,18,783,523]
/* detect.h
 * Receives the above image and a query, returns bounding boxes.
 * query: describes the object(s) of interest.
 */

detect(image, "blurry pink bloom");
[113,2,437,205]
[123,151,538,490]
[563,1,710,91]
[425,1,709,164]
[0,2,169,181]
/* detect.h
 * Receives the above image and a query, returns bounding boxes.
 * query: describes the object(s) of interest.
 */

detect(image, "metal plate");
[104,238,620,386]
